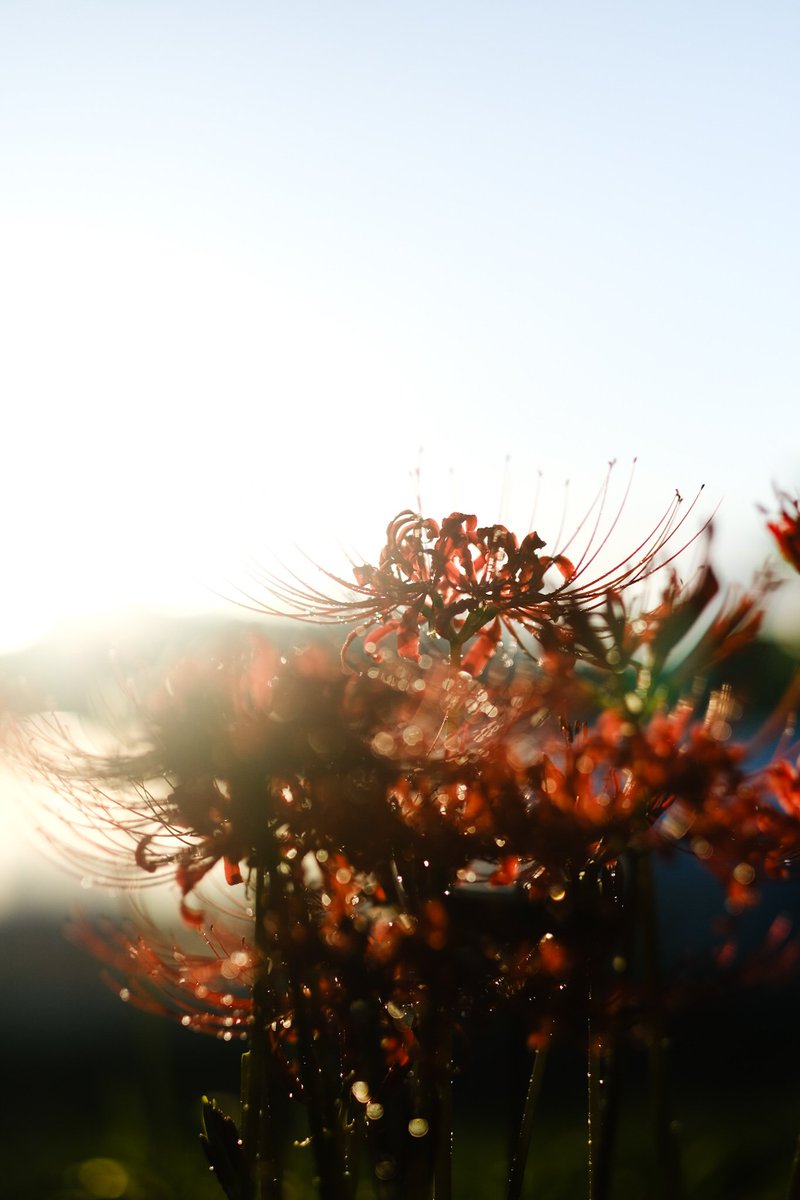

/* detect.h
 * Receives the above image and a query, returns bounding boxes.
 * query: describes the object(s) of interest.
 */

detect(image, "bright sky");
[3,1,800,919]
[1,1,799,654]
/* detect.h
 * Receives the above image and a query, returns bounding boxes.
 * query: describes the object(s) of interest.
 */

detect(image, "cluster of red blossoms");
[23,486,800,1199]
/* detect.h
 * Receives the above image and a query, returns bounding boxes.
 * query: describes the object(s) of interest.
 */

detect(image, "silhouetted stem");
[587,1029,618,1200]
[243,857,283,1200]
[273,871,346,1200]
[507,1040,548,1200]
[636,848,683,1200]
[337,1082,357,1200]
[433,1031,453,1200]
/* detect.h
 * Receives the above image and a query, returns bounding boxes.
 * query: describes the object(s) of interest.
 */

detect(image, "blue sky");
[2,1,799,650]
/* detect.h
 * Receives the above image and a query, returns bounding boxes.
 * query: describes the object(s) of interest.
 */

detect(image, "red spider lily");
[25,596,793,930]
[73,916,255,1038]
[768,490,800,573]
[20,634,421,911]
[369,676,800,923]
[768,758,800,816]
[22,476,800,1200]
[243,474,707,675]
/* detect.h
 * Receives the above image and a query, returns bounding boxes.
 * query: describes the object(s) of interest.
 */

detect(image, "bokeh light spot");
[77,1158,128,1199]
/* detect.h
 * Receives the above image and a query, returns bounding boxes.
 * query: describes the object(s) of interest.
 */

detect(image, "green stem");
[507,1041,548,1200]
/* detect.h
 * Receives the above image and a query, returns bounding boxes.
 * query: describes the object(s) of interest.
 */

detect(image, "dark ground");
[4,908,800,1200]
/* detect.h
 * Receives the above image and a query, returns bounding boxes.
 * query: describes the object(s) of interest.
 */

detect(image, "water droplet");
[352,1080,370,1104]
[366,1102,384,1121]
[408,1118,429,1138]
[372,732,395,755]
[733,862,755,885]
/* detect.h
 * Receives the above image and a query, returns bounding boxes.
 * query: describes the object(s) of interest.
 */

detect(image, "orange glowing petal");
[769,505,800,572]
[396,612,421,660]
[489,855,519,886]
[769,760,800,816]
[460,618,502,676]
[550,555,576,581]
[180,900,206,927]
[224,857,244,886]
[363,619,401,658]
[135,834,160,873]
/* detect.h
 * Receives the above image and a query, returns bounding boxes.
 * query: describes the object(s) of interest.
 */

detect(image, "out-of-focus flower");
[767,492,800,576]
[74,915,254,1039]
[768,490,800,573]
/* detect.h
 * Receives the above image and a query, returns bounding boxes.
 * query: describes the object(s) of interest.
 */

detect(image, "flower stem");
[636,848,683,1200]
[272,867,346,1200]
[587,1028,618,1200]
[433,1027,453,1200]
[507,1040,548,1200]
[243,857,283,1200]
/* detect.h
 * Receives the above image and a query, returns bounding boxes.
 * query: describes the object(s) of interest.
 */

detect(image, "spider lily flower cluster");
[18,486,800,1200]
